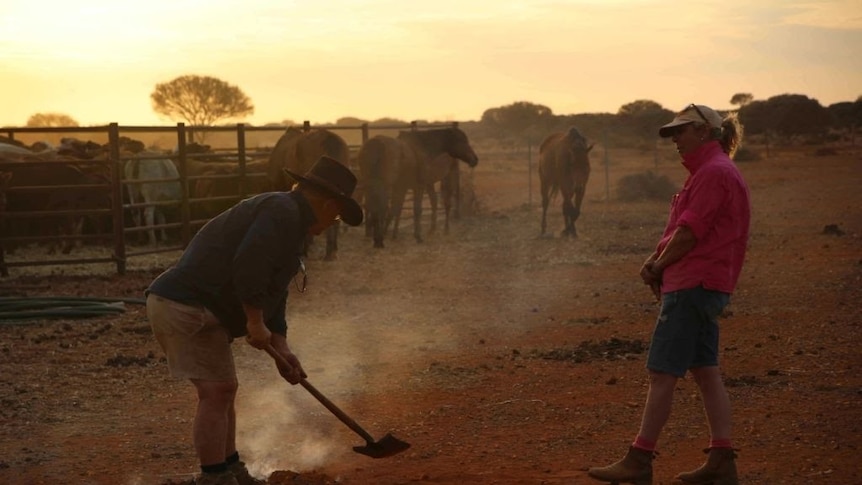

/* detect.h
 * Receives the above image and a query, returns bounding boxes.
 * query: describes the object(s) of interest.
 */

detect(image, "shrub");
[617,171,678,202]
[733,146,761,162]
[813,147,838,156]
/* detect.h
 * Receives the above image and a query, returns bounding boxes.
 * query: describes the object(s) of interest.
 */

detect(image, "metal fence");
[0,121,458,276]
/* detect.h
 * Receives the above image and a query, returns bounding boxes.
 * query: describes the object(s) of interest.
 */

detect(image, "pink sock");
[710,438,733,449]
[632,436,657,452]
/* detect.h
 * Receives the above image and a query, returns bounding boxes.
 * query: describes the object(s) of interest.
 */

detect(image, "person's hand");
[274,350,307,385]
[640,261,661,285]
[649,280,662,302]
[245,321,272,349]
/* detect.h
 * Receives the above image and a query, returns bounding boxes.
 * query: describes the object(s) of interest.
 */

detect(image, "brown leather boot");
[676,447,739,484]
[227,460,266,485]
[587,446,655,484]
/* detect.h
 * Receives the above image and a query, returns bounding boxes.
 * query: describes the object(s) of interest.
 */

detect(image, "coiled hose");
[0,296,146,321]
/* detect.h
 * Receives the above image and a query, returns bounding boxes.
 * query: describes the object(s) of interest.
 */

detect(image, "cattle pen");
[0,121,460,277]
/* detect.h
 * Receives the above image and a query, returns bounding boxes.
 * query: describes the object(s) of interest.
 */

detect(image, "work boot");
[587,446,655,484]
[676,448,739,485]
[228,460,266,485]
[195,470,239,485]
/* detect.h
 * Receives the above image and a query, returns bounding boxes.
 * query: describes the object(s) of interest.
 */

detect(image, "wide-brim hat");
[284,156,363,226]
[659,104,723,138]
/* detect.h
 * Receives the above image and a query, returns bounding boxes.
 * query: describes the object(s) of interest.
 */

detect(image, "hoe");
[265,345,411,458]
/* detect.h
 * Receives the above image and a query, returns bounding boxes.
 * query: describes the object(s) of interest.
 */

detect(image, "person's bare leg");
[225,395,237,459]
[636,371,678,442]
[690,366,731,441]
[192,378,238,466]
[588,371,677,482]
[677,366,738,483]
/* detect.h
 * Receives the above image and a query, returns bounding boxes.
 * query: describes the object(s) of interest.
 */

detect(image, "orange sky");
[1,0,860,127]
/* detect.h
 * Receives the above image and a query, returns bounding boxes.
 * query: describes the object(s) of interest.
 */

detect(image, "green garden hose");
[0,296,146,322]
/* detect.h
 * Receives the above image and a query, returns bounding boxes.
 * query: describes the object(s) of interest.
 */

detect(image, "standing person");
[588,104,750,485]
[146,156,363,485]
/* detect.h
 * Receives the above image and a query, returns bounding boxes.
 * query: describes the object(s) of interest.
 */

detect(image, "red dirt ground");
[0,146,860,485]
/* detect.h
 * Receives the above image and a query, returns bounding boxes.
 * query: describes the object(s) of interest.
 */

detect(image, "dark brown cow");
[191,160,270,220]
[539,127,593,237]
[1,163,112,257]
[267,127,352,260]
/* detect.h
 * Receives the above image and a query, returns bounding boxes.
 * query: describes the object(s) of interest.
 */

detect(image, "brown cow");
[191,160,270,220]
[1,162,111,256]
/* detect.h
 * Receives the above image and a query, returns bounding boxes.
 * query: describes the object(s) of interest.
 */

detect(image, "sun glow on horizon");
[1,0,860,127]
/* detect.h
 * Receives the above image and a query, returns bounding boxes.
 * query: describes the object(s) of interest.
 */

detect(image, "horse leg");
[426,182,438,235]
[540,183,550,236]
[451,167,461,221]
[413,184,425,243]
[324,222,339,261]
[561,198,576,237]
[440,174,453,235]
[388,186,408,241]
[372,210,385,248]
[571,184,586,238]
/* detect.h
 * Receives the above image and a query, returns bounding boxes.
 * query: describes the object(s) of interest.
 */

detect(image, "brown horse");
[539,127,593,237]
[396,127,478,243]
[358,127,478,248]
[357,135,411,248]
[267,127,352,260]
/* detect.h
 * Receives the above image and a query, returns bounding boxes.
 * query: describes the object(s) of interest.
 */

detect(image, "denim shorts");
[646,286,730,377]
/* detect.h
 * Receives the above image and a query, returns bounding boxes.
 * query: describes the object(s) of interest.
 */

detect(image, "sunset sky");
[1,0,860,127]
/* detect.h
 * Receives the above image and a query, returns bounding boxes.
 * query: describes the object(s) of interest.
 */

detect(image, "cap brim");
[285,168,364,227]
[658,119,694,138]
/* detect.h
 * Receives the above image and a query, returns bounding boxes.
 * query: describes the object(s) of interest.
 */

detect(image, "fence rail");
[0,121,458,277]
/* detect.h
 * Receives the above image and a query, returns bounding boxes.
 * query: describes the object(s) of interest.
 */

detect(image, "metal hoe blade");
[265,346,410,458]
[353,433,412,458]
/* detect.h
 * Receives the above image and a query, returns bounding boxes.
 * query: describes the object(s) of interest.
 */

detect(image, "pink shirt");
[656,141,751,294]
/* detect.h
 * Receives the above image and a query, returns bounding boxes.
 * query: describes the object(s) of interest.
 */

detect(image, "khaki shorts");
[147,294,236,381]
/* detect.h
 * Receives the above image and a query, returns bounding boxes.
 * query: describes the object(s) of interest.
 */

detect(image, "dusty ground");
[0,145,860,485]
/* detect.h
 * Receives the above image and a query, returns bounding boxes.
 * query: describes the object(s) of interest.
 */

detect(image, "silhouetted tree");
[617,100,673,144]
[730,93,754,109]
[480,101,555,144]
[739,94,830,137]
[26,113,79,127]
[151,75,253,140]
[336,116,366,126]
[827,100,862,130]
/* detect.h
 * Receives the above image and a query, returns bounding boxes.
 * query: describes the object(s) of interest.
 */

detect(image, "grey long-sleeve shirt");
[147,191,313,337]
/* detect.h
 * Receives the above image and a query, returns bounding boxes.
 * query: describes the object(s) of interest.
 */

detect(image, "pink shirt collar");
[681,141,723,174]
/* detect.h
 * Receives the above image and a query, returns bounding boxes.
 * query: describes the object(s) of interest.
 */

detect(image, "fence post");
[527,139,532,209]
[176,123,191,245]
[604,130,610,202]
[236,123,247,198]
[361,123,369,145]
[108,123,126,275]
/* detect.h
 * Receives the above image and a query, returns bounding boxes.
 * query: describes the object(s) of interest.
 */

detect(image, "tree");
[151,75,254,134]
[730,93,754,109]
[827,100,862,130]
[617,100,673,145]
[738,94,830,138]
[26,113,78,127]
[480,101,555,144]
